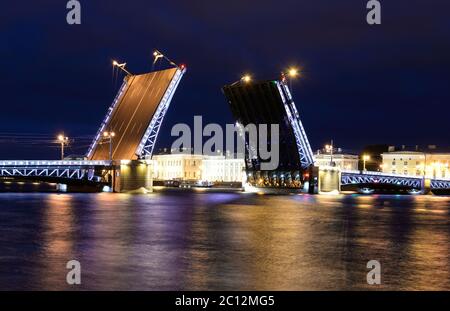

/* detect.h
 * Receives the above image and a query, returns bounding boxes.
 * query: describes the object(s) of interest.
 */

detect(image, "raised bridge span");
[1,62,449,193]
[0,63,185,191]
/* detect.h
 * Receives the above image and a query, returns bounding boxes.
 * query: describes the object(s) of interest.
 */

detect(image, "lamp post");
[325,140,334,166]
[241,74,252,83]
[112,60,132,75]
[57,134,69,160]
[363,154,370,171]
[287,67,300,94]
[103,131,116,161]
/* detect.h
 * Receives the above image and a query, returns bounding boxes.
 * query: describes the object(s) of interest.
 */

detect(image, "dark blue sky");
[1,0,449,159]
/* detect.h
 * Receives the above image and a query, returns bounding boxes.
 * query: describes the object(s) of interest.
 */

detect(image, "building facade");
[314,152,359,170]
[381,151,450,179]
[152,153,245,182]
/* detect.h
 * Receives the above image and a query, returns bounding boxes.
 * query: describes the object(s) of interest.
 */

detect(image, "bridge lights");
[287,67,300,78]
[153,50,177,67]
[153,50,164,63]
[285,67,301,94]
[103,131,116,161]
[325,140,334,166]
[57,134,69,160]
[241,74,252,83]
[103,131,115,138]
[112,60,132,75]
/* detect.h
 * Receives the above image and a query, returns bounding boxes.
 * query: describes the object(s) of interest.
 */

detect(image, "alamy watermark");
[66,260,81,285]
[367,0,381,25]
[66,0,81,25]
[367,260,381,285]
[171,116,279,171]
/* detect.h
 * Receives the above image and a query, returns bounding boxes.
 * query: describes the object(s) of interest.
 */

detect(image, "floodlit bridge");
[318,168,450,194]
[0,160,110,182]
[0,54,186,192]
[1,55,449,194]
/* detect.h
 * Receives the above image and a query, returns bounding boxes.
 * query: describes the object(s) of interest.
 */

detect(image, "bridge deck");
[88,68,179,161]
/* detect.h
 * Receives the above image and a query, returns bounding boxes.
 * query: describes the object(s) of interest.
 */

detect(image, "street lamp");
[325,140,334,166]
[103,131,116,161]
[241,74,252,83]
[288,67,299,78]
[152,50,177,67]
[57,134,69,160]
[286,67,300,93]
[362,154,370,171]
[112,60,132,75]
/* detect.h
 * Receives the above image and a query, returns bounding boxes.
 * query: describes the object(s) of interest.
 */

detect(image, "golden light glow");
[103,131,115,138]
[57,134,68,142]
[363,155,371,161]
[242,74,252,83]
[288,67,299,78]
[112,60,118,66]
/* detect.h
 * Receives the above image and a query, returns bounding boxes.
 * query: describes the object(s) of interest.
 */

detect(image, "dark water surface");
[0,192,449,290]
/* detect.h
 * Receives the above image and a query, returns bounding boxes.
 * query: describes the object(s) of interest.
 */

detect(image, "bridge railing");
[340,169,423,179]
[0,160,112,167]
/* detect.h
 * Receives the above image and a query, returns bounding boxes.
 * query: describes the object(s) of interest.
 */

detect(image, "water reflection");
[38,194,76,290]
[0,192,448,290]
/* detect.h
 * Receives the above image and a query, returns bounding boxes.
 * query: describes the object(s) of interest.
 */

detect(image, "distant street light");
[241,74,252,83]
[57,134,69,160]
[325,140,334,166]
[288,67,299,78]
[363,154,371,171]
[286,67,301,94]
[152,50,177,67]
[112,60,132,75]
[103,131,115,161]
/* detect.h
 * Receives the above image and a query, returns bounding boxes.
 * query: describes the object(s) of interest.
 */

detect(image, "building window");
[404,170,408,175]
[404,161,408,165]
[392,170,396,174]
[392,161,396,165]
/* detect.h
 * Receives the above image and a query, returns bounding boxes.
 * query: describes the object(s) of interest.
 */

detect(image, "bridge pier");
[114,160,153,193]
[317,166,341,194]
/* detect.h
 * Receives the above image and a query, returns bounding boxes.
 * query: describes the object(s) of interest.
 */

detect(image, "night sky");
[1,0,449,159]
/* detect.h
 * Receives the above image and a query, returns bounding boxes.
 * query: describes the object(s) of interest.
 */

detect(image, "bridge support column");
[422,178,432,194]
[115,160,153,193]
[56,183,67,192]
[318,167,341,194]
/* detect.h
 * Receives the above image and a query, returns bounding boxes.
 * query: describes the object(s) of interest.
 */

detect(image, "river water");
[0,191,449,290]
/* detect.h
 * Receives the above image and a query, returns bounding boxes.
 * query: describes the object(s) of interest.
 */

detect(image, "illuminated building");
[314,147,359,170]
[381,151,450,179]
[152,153,245,182]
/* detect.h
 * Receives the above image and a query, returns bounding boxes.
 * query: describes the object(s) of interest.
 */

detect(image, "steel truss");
[0,160,109,182]
[341,171,422,188]
[276,81,315,169]
[431,179,450,190]
[137,68,186,158]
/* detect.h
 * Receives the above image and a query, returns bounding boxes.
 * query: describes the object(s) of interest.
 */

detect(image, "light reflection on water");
[0,192,449,290]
